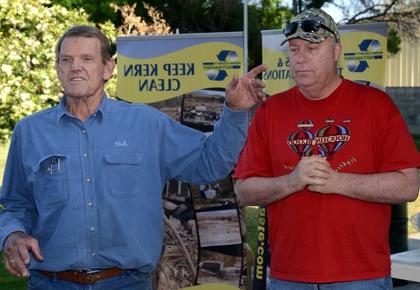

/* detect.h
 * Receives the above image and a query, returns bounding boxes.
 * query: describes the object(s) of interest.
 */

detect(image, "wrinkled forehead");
[59,36,101,54]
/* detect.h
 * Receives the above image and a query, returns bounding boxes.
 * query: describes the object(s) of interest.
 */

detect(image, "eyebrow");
[59,53,95,58]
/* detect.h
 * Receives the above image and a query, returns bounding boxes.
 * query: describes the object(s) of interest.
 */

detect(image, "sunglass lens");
[301,20,320,33]
[284,22,298,36]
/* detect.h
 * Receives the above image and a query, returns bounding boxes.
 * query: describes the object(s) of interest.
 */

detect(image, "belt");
[39,267,126,284]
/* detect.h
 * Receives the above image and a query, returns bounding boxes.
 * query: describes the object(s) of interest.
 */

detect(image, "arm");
[235,176,292,206]
[0,126,43,277]
[236,154,419,205]
[162,65,267,184]
[236,155,332,206]
[308,165,420,204]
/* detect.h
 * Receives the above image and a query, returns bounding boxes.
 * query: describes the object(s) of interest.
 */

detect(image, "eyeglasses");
[283,20,337,41]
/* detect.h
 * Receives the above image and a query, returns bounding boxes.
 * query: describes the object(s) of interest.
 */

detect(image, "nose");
[70,58,83,71]
[293,49,308,64]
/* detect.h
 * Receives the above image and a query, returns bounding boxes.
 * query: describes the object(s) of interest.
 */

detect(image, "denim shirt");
[0,96,249,272]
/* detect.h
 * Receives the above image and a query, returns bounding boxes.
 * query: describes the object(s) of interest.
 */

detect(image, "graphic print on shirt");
[287,118,351,159]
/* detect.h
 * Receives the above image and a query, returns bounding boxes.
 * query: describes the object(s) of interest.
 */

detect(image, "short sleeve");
[234,102,272,179]
[375,92,420,171]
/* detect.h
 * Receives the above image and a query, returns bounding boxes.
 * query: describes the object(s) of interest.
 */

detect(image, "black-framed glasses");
[283,20,337,41]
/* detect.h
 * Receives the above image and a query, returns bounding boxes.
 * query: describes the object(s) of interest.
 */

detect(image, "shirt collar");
[56,94,108,126]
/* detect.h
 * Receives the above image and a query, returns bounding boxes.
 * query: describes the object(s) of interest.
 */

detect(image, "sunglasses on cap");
[283,19,338,41]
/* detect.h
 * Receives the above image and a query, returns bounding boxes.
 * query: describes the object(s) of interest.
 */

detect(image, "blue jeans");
[28,269,153,290]
[269,277,392,290]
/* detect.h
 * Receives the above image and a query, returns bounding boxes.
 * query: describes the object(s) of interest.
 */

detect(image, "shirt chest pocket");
[33,154,70,208]
[104,152,144,198]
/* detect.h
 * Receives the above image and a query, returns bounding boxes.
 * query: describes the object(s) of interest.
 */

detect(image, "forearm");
[333,168,419,204]
[0,214,28,251]
[189,105,249,183]
[162,105,249,184]
[235,175,296,206]
[235,156,333,206]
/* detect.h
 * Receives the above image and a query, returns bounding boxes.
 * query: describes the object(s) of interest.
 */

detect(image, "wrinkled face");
[288,37,340,90]
[56,36,114,101]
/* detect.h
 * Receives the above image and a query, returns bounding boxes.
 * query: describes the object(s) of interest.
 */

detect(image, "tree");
[0,0,179,140]
[260,0,294,28]
[111,2,171,36]
[312,0,419,54]
[0,0,115,142]
[282,0,419,54]
[292,0,333,13]
[51,0,123,24]
[333,0,419,54]
[51,0,269,67]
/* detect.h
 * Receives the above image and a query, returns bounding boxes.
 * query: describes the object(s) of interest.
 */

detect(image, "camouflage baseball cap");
[281,8,340,45]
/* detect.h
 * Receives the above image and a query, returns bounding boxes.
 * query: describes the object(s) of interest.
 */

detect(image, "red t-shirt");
[235,79,420,283]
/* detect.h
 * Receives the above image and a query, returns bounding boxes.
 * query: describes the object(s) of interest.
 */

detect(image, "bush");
[0,0,115,142]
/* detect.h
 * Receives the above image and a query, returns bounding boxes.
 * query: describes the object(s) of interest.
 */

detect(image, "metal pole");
[243,0,248,74]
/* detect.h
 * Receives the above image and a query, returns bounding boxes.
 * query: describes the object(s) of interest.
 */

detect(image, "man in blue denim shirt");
[0,25,267,289]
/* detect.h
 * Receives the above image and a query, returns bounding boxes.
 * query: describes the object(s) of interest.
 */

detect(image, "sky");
[321,2,345,23]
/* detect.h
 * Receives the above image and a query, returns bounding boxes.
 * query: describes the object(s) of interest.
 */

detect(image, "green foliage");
[51,0,287,69]
[245,206,259,255]
[259,0,293,29]
[0,0,115,142]
[53,0,126,24]
[387,28,401,56]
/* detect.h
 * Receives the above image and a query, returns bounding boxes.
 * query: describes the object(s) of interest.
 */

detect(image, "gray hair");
[55,25,112,64]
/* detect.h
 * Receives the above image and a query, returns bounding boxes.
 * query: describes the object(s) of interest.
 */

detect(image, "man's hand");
[3,231,44,277]
[225,64,268,110]
[307,161,340,194]
[287,155,332,193]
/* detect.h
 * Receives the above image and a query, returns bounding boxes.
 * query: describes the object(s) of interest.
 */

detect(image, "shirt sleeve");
[160,104,250,184]
[0,124,37,250]
[234,102,272,179]
[375,92,420,172]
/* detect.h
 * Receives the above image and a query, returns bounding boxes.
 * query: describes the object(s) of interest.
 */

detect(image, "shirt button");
[86,178,91,183]
[91,252,96,256]
[87,202,93,207]
[82,129,87,134]
[90,227,96,232]
[83,153,88,158]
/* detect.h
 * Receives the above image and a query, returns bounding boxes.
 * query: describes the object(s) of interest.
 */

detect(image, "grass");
[0,137,419,289]
[0,253,26,290]
[245,206,259,255]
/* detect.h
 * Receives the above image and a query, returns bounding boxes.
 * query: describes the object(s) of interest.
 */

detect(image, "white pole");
[243,0,248,74]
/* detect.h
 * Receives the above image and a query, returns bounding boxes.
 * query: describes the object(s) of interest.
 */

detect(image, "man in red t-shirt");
[234,8,420,290]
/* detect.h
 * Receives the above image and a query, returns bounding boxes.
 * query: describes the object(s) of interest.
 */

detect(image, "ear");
[334,42,342,62]
[55,61,63,83]
[55,59,60,76]
[103,58,116,81]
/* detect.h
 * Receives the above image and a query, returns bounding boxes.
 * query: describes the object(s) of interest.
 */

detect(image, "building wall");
[385,36,420,135]
[387,87,420,135]
[386,39,420,87]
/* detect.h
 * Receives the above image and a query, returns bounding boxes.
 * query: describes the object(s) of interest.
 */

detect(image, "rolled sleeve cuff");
[0,223,26,250]
[222,103,250,125]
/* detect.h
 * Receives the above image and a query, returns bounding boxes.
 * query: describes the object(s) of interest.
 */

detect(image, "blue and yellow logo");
[344,39,383,73]
[203,50,241,81]
[339,31,386,88]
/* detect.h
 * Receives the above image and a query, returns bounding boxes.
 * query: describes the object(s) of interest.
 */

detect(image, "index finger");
[246,64,268,79]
